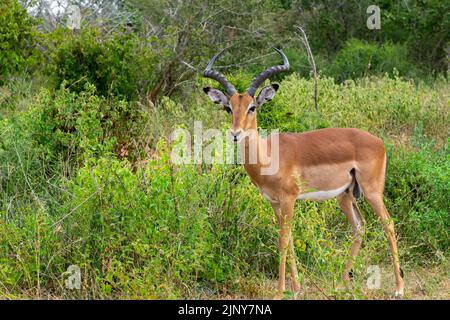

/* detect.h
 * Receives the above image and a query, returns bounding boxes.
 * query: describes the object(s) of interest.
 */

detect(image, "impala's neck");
[239,130,273,182]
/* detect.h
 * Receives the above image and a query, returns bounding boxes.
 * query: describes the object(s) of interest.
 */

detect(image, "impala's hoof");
[292,282,302,293]
[394,290,404,300]
[273,292,284,300]
[293,286,301,294]
[348,269,354,279]
[342,269,354,283]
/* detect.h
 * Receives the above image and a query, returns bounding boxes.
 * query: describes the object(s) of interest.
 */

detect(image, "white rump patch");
[297,182,351,202]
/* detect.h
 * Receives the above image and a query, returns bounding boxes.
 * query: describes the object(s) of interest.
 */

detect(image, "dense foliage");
[295,0,450,72]
[0,0,40,83]
[323,40,415,82]
[46,28,160,100]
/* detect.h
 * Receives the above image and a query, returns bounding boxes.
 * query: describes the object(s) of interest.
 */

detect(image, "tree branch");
[295,25,319,113]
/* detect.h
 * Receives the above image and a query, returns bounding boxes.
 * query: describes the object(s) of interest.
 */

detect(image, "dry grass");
[196,264,449,300]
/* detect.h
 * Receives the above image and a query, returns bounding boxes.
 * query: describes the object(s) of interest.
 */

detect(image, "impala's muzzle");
[230,130,242,142]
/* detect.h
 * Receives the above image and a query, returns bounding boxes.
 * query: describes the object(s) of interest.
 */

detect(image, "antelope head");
[202,48,289,142]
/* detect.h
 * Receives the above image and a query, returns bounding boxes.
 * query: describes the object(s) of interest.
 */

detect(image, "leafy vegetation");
[0,0,40,83]
[45,28,160,100]
[323,40,415,82]
[0,0,448,299]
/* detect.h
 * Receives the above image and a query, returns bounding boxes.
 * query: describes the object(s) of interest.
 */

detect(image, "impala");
[202,48,404,299]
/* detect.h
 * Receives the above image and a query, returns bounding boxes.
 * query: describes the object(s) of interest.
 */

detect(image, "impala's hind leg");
[364,192,404,298]
[288,231,301,292]
[338,190,365,284]
[357,149,404,298]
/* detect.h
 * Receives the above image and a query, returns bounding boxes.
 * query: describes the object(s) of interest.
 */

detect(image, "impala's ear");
[256,84,279,107]
[203,87,229,106]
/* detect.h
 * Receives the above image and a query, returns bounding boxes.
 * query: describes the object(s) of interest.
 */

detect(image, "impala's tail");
[350,168,361,199]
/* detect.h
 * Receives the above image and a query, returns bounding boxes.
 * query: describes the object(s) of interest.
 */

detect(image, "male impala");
[202,48,404,299]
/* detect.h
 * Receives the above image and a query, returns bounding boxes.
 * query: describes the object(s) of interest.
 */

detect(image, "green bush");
[46,27,159,100]
[0,0,40,83]
[385,140,449,259]
[2,83,150,167]
[324,39,415,82]
[296,0,449,73]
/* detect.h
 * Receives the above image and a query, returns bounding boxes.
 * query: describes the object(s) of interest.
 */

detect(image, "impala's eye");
[248,106,256,113]
[224,106,232,114]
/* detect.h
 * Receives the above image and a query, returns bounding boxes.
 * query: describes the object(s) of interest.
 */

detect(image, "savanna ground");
[0,0,449,300]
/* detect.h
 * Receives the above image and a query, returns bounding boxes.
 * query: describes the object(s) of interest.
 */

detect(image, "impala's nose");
[230,130,242,142]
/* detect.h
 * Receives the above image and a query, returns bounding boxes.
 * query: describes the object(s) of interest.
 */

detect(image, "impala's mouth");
[232,135,242,143]
[230,130,243,143]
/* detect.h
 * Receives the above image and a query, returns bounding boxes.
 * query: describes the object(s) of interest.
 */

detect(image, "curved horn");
[246,47,289,97]
[202,50,237,96]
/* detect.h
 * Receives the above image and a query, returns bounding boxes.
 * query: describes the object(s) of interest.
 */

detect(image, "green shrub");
[46,27,159,100]
[385,140,449,259]
[296,0,449,73]
[0,0,40,83]
[325,39,415,82]
[2,82,150,168]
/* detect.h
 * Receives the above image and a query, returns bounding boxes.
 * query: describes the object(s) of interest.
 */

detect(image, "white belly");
[297,182,351,202]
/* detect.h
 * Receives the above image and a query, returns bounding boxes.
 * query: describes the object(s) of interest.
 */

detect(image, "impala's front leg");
[274,197,295,300]
[271,202,301,295]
